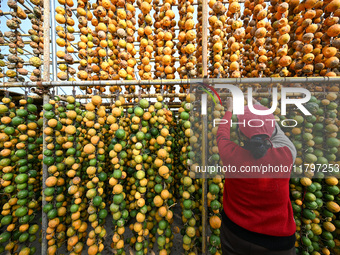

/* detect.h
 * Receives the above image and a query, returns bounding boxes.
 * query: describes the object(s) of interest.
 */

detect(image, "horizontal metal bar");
[101,102,183,107]
[75,91,332,99]
[7,90,333,102]
[2,77,340,88]
[71,92,328,99]
[73,93,186,99]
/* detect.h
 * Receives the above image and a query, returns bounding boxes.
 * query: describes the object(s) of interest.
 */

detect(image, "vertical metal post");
[50,0,58,83]
[41,95,49,255]
[43,0,50,82]
[201,94,208,254]
[42,0,51,254]
[202,0,208,77]
[201,0,209,248]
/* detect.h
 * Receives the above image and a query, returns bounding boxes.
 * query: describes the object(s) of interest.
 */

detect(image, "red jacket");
[217,111,296,237]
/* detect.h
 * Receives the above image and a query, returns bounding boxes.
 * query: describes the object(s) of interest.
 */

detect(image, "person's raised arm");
[217,98,239,164]
[252,97,261,106]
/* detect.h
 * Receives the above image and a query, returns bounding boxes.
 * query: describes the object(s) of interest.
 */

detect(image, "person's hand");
[252,98,260,105]
[226,97,233,112]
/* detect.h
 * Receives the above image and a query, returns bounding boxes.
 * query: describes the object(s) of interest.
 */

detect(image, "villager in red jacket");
[217,98,297,255]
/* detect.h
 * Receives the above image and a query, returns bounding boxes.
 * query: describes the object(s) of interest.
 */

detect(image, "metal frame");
[2,77,340,88]
[50,0,58,82]
[42,0,51,254]
[202,1,208,252]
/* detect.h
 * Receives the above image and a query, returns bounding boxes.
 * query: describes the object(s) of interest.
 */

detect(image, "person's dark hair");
[243,134,272,159]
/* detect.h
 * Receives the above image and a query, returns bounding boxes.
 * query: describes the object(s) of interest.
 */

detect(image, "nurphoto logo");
[200,84,312,128]
[206,85,312,116]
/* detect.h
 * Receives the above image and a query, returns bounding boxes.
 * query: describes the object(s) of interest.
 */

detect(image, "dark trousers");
[221,222,297,255]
